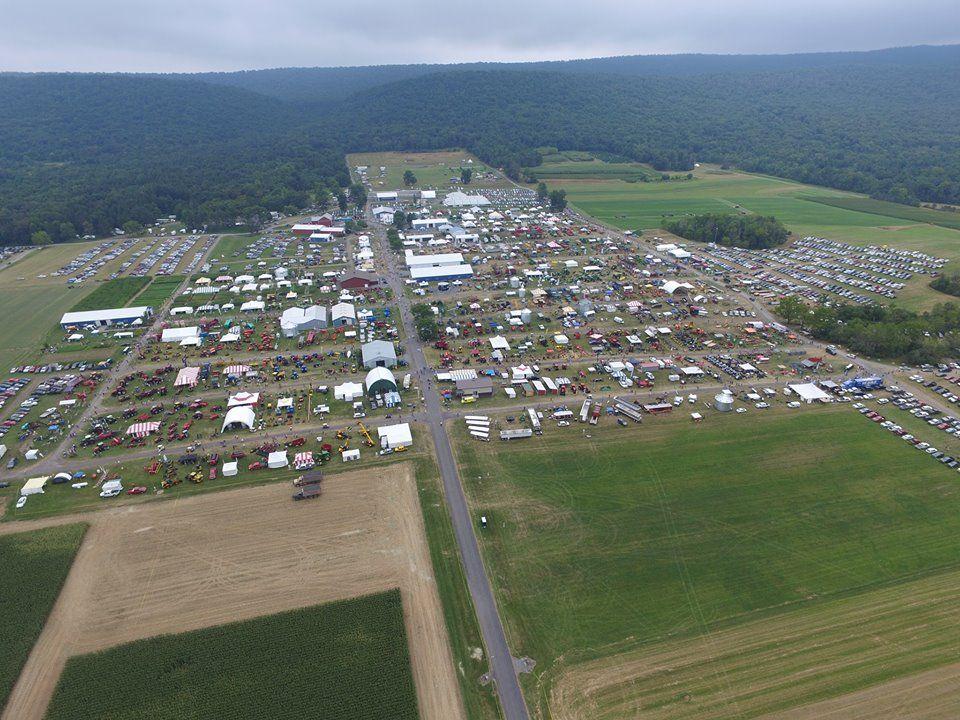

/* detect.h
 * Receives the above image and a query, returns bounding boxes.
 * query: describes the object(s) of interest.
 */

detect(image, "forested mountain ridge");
[2,45,960,244]
[190,44,960,102]
[336,65,960,204]
[0,74,347,243]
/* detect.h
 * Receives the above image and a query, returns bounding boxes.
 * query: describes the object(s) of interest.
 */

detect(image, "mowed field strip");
[551,566,960,720]
[1,465,464,720]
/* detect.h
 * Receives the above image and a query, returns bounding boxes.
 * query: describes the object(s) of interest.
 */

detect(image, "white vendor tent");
[377,422,412,450]
[222,461,238,477]
[267,451,289,469]
[174,367,200,387]
[788,383,832,404]
[20,476,47,496]
[221,405,256,432]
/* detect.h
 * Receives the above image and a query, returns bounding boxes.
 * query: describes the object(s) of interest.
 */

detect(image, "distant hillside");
[191,44,960,101]
[0,74,346,243]
[3,45,960,245]
[337,63,960,204]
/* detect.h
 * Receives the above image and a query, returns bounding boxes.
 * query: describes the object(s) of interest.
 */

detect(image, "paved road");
[371,220,531,720]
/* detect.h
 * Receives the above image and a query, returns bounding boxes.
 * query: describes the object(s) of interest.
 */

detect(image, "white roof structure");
[410,264,473,281]
[489,335,511,351]
[228,391,260,407]
[60,306,152,327]
[405,251,464,268]
[365,366,398,393]
[443,191,491,207]
[161,326,199,343]
[334,381,364,401]
[20,476,47,496]
[378,422,412,449]
[331,302,356,323]
[222,461,238,476]
[240,300,265,312]
[280,305,327,337]
[267,451,289,469]
[662,280,695,295]
[420,190,437,200]
[221,405,256,432]
[668,248,692,259]
[789,383,832,403]
[361,340,397,367]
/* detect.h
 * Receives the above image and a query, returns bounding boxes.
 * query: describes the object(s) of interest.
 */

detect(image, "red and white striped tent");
[227,391,260,408]
[126,421,161,437]
[222,364,251,376]
[294,452,314,469]
[174,366,200,387]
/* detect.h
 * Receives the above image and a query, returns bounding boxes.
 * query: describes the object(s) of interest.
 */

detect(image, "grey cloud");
[0,0,958,72]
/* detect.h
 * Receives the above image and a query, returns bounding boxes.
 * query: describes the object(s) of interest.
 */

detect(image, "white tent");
[221,405,256,432]
[227,391,259,407]
[20,476,47,496]
[342,448,360,462]
[378,423,412,449]
[222,461,238,477]
[267,451,289,469]
[334,381,364,402]
[789,383,832,404]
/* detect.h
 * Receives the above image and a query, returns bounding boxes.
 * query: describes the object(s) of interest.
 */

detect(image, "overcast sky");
[2,0,959,73]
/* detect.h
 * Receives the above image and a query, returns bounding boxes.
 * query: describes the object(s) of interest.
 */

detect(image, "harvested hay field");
[550,566,960,720]
[1,465,463,720]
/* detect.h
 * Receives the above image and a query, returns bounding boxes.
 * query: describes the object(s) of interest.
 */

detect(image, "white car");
[15,496,26,509]
[736,407,748,414]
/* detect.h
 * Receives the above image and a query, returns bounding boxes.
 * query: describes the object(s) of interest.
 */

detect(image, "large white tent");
[221,405,256,433]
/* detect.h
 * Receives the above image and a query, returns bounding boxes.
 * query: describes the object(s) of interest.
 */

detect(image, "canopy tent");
[227,391,259,407]
[20,476,47,496]
[222,461,238,477]
[365,367,398,396]
[126,421,161,437]
[174,366,200,387]
[294,452,314,469]
[267,451,289,469]
[223,365,251,376]
[789,383,832,403]
[221,405,256,433]
[377,422,412,449]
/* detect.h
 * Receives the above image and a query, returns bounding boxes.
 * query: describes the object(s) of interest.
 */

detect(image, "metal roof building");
[60,306,153,329]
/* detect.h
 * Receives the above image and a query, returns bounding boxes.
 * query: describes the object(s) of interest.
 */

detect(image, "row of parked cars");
[10,359,111,375]
[855,402,960,470]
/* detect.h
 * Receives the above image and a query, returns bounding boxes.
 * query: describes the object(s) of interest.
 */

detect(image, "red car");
[127,486,147,495]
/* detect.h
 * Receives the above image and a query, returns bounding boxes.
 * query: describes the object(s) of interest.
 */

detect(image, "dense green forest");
[0,74,348,243]
[664,214,790,249]
[931,273,960,298]
[778,299,960,364]
[2,45,960,244]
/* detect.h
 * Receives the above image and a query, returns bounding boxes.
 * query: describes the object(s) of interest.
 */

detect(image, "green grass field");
[456,407,960,716]
[531,150,657,182]
[69,277,151,311]
[540,163,960,309]
[46,590,418,720]
[348,150,505,191]
[131,275,185,308]
[802,195,960,232]
[0,523,87,710]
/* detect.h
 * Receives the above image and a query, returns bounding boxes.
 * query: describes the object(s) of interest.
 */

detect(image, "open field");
[1,465,464,720]
[540,162,960,309]
[46,590,419,720]
[0,524,86,711]
[551,565,960,720]
[68,277,151,311]
[455,406,960,718]
[348,150,504,190]
[530,150,657,182]
[129,275,184,307]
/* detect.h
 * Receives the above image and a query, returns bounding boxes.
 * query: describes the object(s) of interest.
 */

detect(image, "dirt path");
[2,463,464,720]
